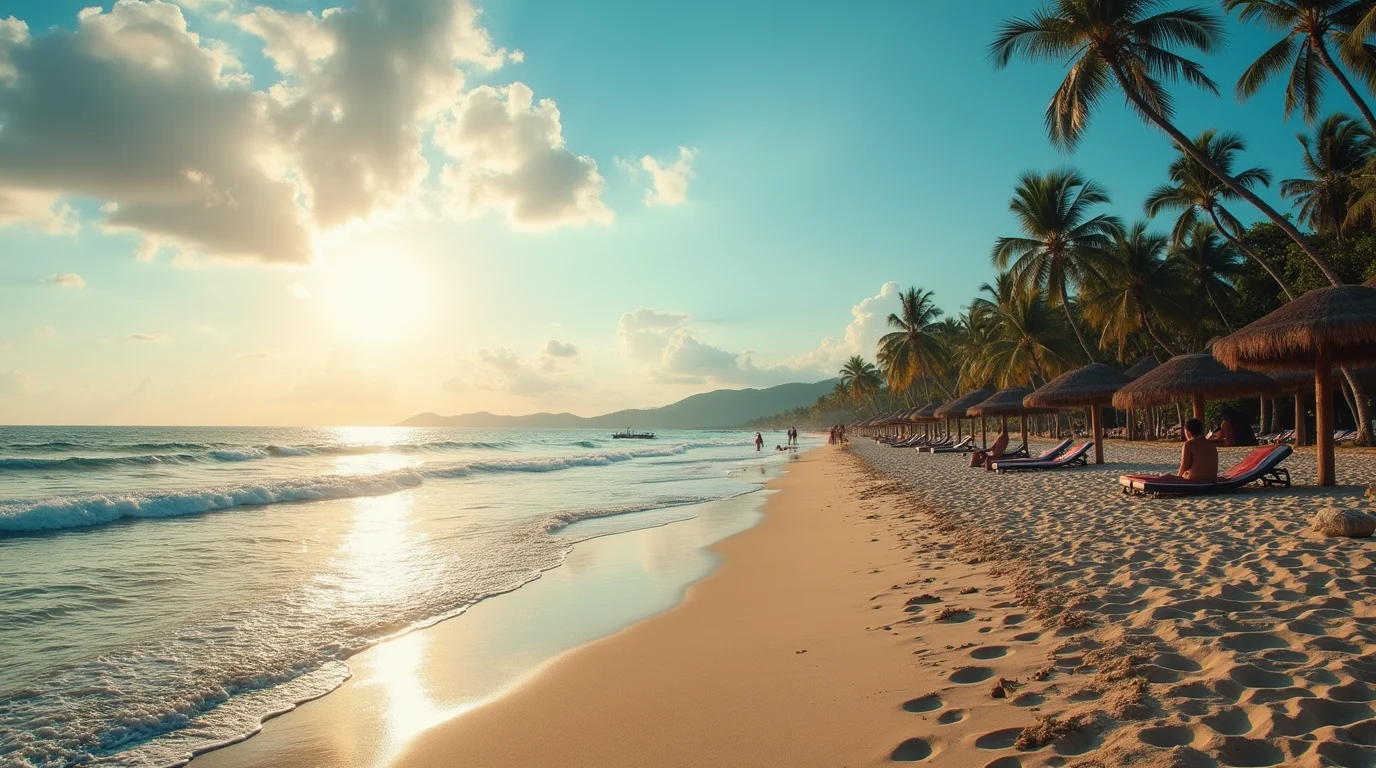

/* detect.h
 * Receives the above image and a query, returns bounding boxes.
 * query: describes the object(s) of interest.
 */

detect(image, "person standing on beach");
[755,432,764,451]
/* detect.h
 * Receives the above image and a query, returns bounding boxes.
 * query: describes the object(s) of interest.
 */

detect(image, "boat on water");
[612,429,656,439]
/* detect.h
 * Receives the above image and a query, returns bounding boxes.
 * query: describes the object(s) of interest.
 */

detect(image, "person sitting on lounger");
[1153,418,1218,483]
[969,426,1010,470]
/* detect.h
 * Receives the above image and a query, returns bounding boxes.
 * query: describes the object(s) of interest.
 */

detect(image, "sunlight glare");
[323,253,427,344]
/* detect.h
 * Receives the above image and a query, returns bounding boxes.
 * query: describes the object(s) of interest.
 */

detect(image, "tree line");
[747,1,1376,440]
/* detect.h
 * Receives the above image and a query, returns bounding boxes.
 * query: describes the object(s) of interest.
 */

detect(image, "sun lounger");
[916,436,954,452]
[1118,444,1292,497]
[930,436,977,454]
[1333,429,1353,442]
[1337,430,1357,443]
[894,434,932,448]
[984,438,1072,467]
[990,441,1092,473]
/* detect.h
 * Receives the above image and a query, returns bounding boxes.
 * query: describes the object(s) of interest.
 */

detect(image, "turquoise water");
[0,426,810,767]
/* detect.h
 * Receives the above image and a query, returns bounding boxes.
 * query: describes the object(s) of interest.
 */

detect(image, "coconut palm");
[990,0,1345,285]
[1225,0,1376,129]
[1280,112,1374,237]
[877,287,945,403]
[969,275,1076,387]
[1079,222,1190,359]
[991,168,1121,363]
[838,355,882,413]
[1169,223,1244,333]
[1143,129,1296,299]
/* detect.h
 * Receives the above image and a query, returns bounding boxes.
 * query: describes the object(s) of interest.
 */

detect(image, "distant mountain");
[398,380,838,430]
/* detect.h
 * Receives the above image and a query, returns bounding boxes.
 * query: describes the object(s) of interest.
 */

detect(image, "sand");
[197,439,1375,767]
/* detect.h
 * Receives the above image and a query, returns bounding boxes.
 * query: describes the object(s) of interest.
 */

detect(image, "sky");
[0,0,1345,425]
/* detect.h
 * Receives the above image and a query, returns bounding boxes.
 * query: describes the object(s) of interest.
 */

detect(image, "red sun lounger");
[991,441,1092,473]
[1118,444,1293,497]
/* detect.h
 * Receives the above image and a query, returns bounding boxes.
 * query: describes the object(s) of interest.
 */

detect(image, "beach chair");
[1333,429,1353,442]
[1337,430,1358,444]
[930,436,976,454]
[970,440,1030,467]
[916,435,954,453]
[1118,444,1293,497]
[985,438,1072,468]
[1256,431,1278,444]
[990,441,1092,473]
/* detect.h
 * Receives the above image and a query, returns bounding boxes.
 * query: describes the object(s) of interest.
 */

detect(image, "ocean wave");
[0,454,202,471]
[0,443,716,534]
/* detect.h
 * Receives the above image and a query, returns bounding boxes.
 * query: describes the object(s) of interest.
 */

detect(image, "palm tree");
[969,275,1075,387]
[1225,0,1376,129]
[992,168,1121,363]
[1280,112,1373,237]
[877,288,945,403]
[838,356,882,413]
[991,0,1345,285]
[1143,129,1296,299]
[1080,222,1190,359]
[1169,223,1244,333]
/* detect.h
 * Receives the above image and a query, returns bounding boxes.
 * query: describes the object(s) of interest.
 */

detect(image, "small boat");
[612,429,655,439]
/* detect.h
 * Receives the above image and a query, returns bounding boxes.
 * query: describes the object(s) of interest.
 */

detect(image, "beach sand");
[196,439,1374,768]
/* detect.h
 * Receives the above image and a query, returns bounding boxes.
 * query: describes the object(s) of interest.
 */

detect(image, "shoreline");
[185,468,788,768]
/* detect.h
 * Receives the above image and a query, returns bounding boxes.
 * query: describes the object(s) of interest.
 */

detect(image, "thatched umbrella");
[968,387,1055,443]
[934,388,994,447]
[911,401,945,439]
[1214,285,1376,486]
[1024,364,1133,464]
[1124,354,1161,379]
[1112,353,1280,426]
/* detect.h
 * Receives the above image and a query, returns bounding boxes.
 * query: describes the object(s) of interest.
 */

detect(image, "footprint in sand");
[902,694,943,713]
[969,645,1010,660]
[1215,736,1285,767]
[981,758,1022,768]
[889,737,934,762]
[1201,707,1255,736]
[937,709,965,725]
[949,666,995,684]
[1137,725,1197,748]
[974,728,1024,750]
[1011,631,1040,642]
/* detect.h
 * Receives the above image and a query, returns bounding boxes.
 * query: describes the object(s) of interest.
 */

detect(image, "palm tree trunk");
[1314,39,1376,133]
[1202,281,1234,332]
[1109,66,1344,286]
[1207,208,1297,301]
[1059,281,1096,363]
[1344,371,1373,445]
[1140,307,1175,357]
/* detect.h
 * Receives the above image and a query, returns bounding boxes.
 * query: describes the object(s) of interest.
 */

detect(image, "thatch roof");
[967,387,1055,417]
[1124,354,1161,379]
[1112,353,1279,410]
[913,401,944,421]
[1024,364,1132,408]
[933,388,994,420]
[1213,285,1376,371]
[1270,366,1376,392]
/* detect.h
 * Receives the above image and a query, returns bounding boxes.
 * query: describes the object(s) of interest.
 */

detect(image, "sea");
[0,426,812,768]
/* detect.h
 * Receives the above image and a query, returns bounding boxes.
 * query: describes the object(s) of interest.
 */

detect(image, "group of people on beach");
[827,424,846,445]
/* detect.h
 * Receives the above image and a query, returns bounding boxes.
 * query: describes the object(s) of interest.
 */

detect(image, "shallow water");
[0,426,810,767]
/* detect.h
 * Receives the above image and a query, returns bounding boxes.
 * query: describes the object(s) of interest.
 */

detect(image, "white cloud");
[636,147,696,207]
[468,343,579,396]
[617,308,692,361]
[437,83,612,228]
[0,0,604,265]
[0,1,312,263]
[0,369,32,395]
[787,282,900,375]
[538,338,579,372]
[129,331,170,342]
[290,282,313,300]
[44,272,86,288]
[34,324,55,339]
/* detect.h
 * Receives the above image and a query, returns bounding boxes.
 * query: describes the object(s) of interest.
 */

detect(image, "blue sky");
[0,0,1343,424]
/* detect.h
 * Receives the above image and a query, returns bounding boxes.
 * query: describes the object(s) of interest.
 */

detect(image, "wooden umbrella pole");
[1316,350,1335,486]
[1018,413,1027,443]
[1090,403,1103,465]
[1295,393,1307,447]
[1192,394,1205,422]
[981,417,987,449]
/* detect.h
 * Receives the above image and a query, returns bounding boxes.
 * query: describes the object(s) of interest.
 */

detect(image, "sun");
[322,253,428,345]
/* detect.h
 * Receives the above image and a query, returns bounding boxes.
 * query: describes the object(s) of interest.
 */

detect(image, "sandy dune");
[854,437,1375,767]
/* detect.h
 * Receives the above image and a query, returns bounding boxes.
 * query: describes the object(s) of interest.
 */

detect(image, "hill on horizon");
[398,379,837,430]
